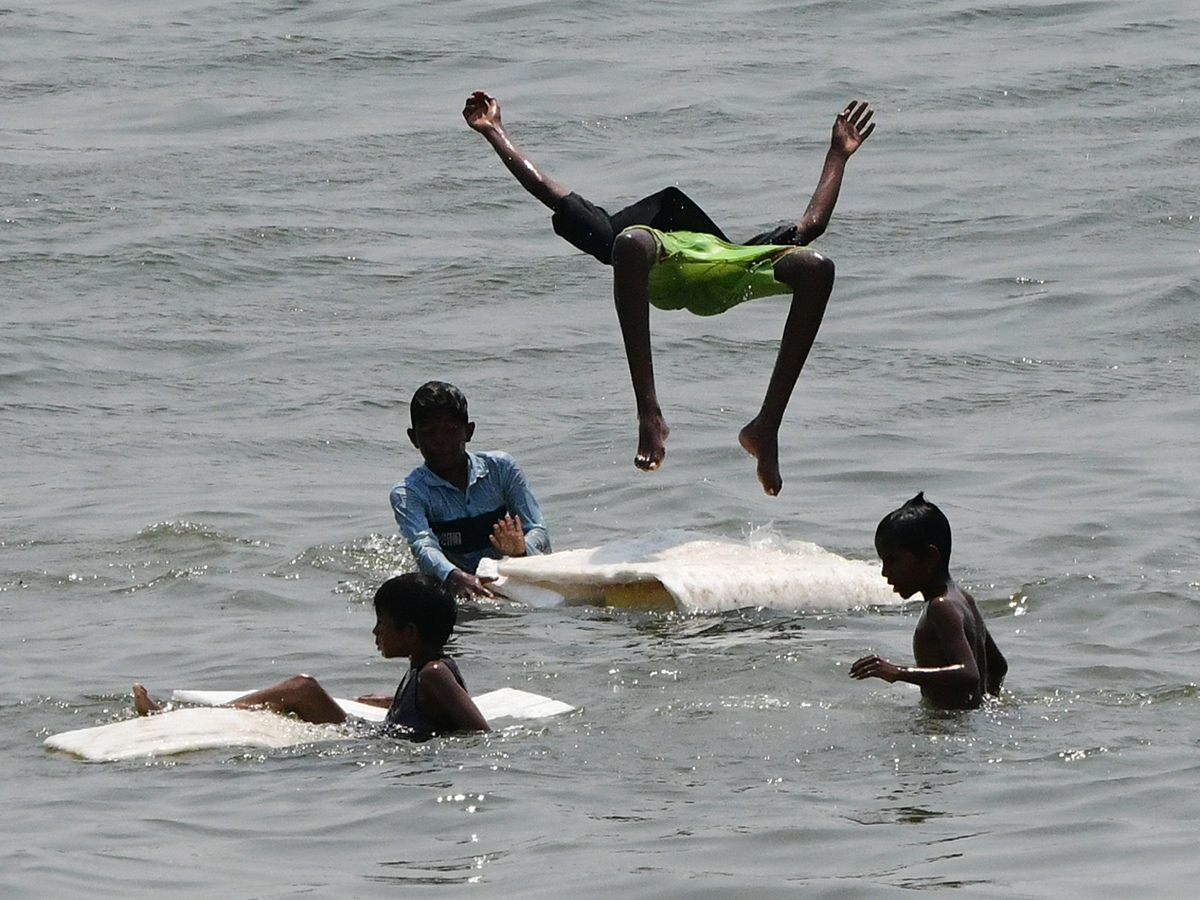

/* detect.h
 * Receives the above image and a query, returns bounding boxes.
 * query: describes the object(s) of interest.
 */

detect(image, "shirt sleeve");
[391,480,457,583]
[496,455,551,557]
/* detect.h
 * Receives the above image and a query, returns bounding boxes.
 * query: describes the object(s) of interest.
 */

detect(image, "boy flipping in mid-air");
[464,90,874,495]
[134,573,490,740]
[850,494,1008,710]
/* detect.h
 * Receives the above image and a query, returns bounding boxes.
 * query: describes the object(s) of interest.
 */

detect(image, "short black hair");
[373,573,458,646]
[410,381,468,428]
[874,492,952,566]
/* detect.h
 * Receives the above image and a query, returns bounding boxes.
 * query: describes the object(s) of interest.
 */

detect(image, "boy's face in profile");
[875,540,937,600]
[408,412,474,475]
[373,611,414,659]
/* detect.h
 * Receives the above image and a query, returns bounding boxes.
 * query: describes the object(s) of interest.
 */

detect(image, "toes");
[635,449,664,471]
[758,463,783,496]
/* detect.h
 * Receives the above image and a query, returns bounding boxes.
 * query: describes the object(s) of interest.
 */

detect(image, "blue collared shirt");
[391,450,551,582]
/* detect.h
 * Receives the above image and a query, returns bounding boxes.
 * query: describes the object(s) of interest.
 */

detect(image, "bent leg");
[739,248,835,496]
[133,683,162,715]
[230,674,347,725]
[134,676,347,724]
[611,227,670,472]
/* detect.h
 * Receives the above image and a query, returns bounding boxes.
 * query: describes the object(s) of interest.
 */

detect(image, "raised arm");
[793,100,875,246]
[463,90,570,211]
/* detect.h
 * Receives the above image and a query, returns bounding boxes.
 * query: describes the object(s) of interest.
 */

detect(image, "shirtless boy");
[134,573,489,739]
[464,90,874,495]
[850,493,1008,710]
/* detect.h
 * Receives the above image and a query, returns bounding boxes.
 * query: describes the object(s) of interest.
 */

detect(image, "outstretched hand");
[832,100,875,157]
[849,654,900,683]
[489,513,526,557]
[445,567,495,599]
[463,90,501,133]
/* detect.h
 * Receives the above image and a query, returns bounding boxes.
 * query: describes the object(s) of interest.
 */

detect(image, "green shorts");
[634,227,796,317]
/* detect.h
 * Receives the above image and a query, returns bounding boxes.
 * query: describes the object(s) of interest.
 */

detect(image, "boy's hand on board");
[445,568,495,599]
[489,513,527,557]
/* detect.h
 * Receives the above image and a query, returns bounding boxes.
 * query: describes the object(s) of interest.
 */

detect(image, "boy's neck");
[410,645,447,669]
[428,452,470,489]
[919,575,952,602]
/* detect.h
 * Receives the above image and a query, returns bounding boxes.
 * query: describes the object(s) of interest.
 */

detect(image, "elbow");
[994,659,1009,684]
[796,220,827,247]
[525,527,551,555]
[952,664,980,692]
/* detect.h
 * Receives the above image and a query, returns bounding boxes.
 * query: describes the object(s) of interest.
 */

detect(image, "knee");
[285,674,322,692]
[659,185,686,206]
[773,248,834,288]
[611,227,657,274]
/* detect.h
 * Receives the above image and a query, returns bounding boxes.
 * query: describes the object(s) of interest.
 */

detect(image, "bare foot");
[635,412,670,471]
[738,417,782,496]
[132,683,163,716]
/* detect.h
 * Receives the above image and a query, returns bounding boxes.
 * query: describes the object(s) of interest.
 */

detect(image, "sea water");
[2,0,1199,897]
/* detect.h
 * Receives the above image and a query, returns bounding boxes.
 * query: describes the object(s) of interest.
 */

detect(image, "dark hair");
[373,573,458,646]
[874,492,952,567]
[410,381,468,428]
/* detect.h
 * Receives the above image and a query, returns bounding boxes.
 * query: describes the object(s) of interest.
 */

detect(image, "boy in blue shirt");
[391,381,550,598]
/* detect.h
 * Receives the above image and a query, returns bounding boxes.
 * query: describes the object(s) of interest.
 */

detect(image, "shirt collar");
[422,451,483,490]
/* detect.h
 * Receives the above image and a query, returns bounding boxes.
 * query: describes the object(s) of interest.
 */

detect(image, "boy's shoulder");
[395,462,433,490]
[391,461,445,506]
[470,450,522,477]
[924,583,990,638]
[922,583,973,622]
[474,449,515,463]
[941,582,981,613]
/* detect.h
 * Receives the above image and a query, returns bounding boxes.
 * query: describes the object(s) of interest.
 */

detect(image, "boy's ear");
[464,421,475,442]
[407,426,420,449]
[922,544,943,571]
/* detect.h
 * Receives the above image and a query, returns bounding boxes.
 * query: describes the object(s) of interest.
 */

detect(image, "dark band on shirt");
[429,505,508,555]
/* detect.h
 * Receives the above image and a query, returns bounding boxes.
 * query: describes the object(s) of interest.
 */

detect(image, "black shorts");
[551,187,804,265]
